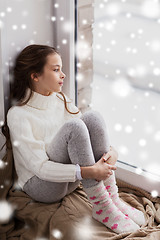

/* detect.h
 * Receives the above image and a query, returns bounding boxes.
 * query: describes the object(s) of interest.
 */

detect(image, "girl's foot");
[83,181,140,234]
[103,171,146,226]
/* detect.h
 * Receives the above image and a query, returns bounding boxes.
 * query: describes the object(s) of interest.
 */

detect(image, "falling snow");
[0,201,15,224]
[0,120,4,126]
[0,2,159,232]
[91,0,160,188]
[73,216,94,240]
[13,140,20,147]
[52,229,63,239]
[0,159,5,169]
[151,190,158,198]
[76,40,91,60]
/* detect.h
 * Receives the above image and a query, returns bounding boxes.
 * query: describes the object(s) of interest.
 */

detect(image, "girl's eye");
[54,69,59,72]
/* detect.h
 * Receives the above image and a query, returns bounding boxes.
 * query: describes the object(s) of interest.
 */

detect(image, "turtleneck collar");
[24,88,57,110]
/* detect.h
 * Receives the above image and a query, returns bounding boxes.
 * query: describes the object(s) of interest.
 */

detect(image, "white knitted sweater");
[7,88,82,189]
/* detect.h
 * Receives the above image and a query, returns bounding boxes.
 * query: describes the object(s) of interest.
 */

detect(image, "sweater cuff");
[76,164,83,180]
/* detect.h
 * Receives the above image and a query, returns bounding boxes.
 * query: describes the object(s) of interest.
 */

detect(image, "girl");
[1,44,145,234]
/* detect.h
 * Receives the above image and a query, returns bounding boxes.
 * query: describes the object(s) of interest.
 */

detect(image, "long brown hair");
[0,44,80,154]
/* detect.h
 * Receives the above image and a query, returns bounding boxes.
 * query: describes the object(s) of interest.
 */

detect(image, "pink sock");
[83,181,140,234]
[103,171,146,226]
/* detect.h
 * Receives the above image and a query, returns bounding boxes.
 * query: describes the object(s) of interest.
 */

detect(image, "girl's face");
[32,53,66,96]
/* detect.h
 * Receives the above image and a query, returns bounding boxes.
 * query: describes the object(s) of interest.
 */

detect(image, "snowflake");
[54,3,59,8]
[62,39,67,45]
[0,20,4,29]
[118,145,129,155]
[153,68,160,76]
[6,7,12,12]
[105,21,115,31]
[138,28,143,34]
[0,120,4,127]
[13,140,20,147]
[81,99,87,105]
[51,229,63,239]
[139,151,148,161]
[114,123,122,132]
[12,25,18,30]
[77,62,82,68]
[73,216,94,240]
[151,190,158,198]
[150,40,160,52]
[151,106,156,111]
[141,0,160,18]
[154,131,160,141]
[125,125,133,134]
[135,168,143,175]
[132,118,137,122]
[21,10,28,17]
[0,201,15,224]
[130,33,135,39]
[21,24,27,29]
[51,16,56,22]
[126,12,132,18]
[106,3,121,16]
[0,159,5,169]
[116,69,121,74]
[82,19,87,25]
[96,44,101,49]
[110,40,116,45]
[0,12,5,17]
[99,3,104,9]
[60,16,64,21]
[76,73,83,82]
[138,139,147,147]
[149,61,155,66]
[111,77,132,97]
[76,40,91,60]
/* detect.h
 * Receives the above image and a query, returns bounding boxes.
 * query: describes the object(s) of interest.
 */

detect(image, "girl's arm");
[7,109,78,184]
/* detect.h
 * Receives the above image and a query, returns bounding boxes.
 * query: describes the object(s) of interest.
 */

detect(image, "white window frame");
[116,160,160,195]
[53,0,77,105]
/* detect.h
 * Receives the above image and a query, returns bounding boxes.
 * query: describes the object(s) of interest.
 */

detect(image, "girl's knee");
[65,118,88,134]
[81,110,103,123]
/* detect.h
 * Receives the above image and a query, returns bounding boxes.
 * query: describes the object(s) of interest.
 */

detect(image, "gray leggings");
[23,110,110,203]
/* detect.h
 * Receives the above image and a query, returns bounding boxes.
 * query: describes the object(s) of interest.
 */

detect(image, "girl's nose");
[61,72,66,79]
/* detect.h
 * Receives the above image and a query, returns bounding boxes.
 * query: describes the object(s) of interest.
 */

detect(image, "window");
[92,0,160,178]
[76,0,160,194]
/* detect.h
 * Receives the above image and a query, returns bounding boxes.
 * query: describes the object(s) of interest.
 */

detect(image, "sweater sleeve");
[7,108,77,183]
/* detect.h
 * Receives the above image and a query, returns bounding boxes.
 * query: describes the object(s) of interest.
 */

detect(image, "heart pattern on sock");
[114,215,122,221]
[111,224,118,230]
[103,217,109,223]
[90,196,96,200]
[84,181,140,234]
[103,172,146,226]
[96,209,103,215]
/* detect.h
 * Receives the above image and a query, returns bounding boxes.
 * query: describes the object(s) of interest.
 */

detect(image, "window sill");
[115,160,160,197]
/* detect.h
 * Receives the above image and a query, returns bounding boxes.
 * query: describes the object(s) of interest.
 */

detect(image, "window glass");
[92,0,160,177]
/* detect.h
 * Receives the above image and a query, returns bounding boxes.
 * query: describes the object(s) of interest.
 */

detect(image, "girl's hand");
[92,157,117,181]
[102,146,118,166]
